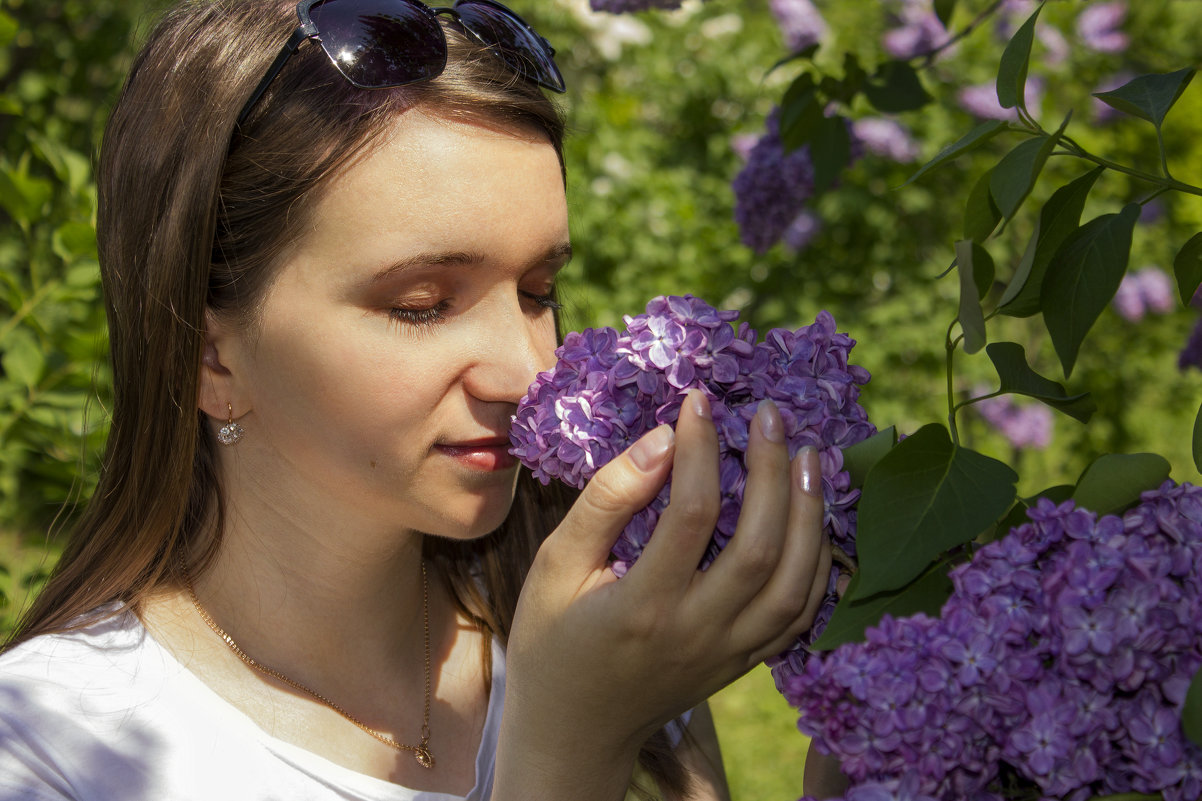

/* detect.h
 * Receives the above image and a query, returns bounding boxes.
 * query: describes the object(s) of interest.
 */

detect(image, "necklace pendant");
[415,746,434,769]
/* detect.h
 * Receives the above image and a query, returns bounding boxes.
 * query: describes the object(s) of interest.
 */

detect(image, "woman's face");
[225,110,568,540]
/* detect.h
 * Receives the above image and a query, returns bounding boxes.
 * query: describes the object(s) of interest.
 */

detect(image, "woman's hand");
[494,389,831,800]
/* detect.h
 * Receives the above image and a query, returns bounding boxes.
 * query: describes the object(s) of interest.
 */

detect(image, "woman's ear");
[198,309,249,421]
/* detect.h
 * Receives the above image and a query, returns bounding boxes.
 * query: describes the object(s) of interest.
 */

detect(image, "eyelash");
[387,289,562,328]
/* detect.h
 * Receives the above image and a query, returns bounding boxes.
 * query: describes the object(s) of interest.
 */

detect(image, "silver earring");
[217,402,244,446]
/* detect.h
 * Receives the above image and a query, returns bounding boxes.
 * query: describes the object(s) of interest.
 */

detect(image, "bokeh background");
[2,1,1201,796]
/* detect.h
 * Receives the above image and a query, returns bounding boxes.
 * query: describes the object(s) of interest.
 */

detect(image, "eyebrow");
[370,242,573,282]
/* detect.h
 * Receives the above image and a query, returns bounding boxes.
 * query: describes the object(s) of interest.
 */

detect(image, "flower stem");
[1056,135,1202,197]
[946,319,961,446]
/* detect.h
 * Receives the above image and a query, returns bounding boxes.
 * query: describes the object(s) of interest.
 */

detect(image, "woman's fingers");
[630,390,724,587]
[540,423,675,573]
[753,536,833,663]
[735,446,827,641]
[696,400,794,613]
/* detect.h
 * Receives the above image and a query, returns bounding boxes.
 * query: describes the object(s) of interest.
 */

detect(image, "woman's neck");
[187,474,432,694]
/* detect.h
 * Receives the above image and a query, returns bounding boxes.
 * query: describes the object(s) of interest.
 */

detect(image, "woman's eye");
[521,288,563,311]
[388,300,450,328]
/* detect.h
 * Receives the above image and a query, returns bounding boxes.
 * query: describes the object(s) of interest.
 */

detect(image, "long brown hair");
[5,0,689,795]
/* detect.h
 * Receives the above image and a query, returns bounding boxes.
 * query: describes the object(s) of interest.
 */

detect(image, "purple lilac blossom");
[731,108,816,253]
[958,76,1043,120]
[882,0,948,59]
[783,210,822,251]
[770,0,827,52]
[589,0,683,11]
[1077,1,1129,54]
[586,0,682,10]
[851,117,922,163]
[1178,318,1202,372]
[784,483,1202,801]
[974,395,1053,450]
[1113,266,1176,322]
[510,295,875,672]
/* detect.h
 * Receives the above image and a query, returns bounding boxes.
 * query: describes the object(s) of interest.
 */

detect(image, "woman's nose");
[465,299,555,404]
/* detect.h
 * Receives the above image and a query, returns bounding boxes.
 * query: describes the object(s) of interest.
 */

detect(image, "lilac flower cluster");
[1178,320,1202,373]
[588,0,683,12]
[958,76,1043,120]
[974,394,1053,451]
[787,483,1202,801]
[1077,1,1129,54]
[732,108,818,254]
[882,0,949,60]
[510,295,874,657]
[770,0,827,53]
[851,118,921,163]
[1113,266,1176,323]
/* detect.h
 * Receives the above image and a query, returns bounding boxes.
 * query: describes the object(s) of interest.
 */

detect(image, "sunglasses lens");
[309,0,448,88]
[454,1,565,92]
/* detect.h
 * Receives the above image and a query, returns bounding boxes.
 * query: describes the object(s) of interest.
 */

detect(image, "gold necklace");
[180,556,434,769]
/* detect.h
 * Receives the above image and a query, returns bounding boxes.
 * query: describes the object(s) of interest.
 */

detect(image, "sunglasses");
[238,0,565,126]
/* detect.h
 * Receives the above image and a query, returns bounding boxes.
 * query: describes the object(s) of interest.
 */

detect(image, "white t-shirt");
[0,607,503,801]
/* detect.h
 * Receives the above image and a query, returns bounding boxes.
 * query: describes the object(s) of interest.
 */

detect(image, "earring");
[217,402,244,446]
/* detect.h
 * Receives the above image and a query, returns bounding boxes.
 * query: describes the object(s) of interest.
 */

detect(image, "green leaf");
[1185,668,1202,748]
[985,341,1095,423]
[0,167,54,228]
[1093,68,1196,130]
[855,424,1018,597]
[863,61,932,114]
[1193,400,1202,475]
[1,328,46,389]
[766,43,821,76]
[933,0,957,28]
[811,565,953,651]
[52,222,99,262]
[964,168,1001,243]
[998,217,1040,309]
[779,74,823,152]
[955,240,991,354]
[990,137,1047,220]
[996,4,1041,110]
[1000,167,1104,317]
[842,427,897,490]
[1071,453,1172,516]
[811,114,851,194]
[1042,204,1140,377]
[1174,232,1202,306]
[903,120,1007,186]
[989,114,1068,222]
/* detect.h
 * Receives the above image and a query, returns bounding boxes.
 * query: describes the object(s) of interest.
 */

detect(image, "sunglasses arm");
[237,25,318,128]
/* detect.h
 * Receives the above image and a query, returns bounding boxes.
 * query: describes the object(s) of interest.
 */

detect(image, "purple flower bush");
[589,0,683,12]
[1113,266,1176,323]
[1076,1,1129,54]
[974,394,1053,450]
[510,295,874,668]
[770,0,827,53]
[732,108,819,254]
[787,483,1202,801]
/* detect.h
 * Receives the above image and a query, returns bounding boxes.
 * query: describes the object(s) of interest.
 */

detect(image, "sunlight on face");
[229,109,569,540]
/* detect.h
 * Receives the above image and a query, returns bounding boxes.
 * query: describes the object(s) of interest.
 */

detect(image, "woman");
[0,1,834,798]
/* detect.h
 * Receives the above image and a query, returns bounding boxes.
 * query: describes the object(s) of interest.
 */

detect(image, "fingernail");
[688,388,711,420]
[755,400,784,443]
[797,446,821,497]
[630,424,675,472]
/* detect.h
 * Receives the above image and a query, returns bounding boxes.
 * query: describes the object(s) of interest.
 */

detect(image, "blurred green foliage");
[2,0,1202,796]
[3,0,1202,746]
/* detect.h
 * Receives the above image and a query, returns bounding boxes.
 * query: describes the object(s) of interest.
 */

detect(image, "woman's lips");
[435,439,518,471]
